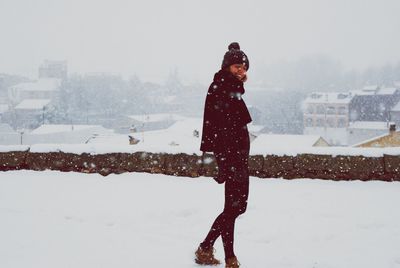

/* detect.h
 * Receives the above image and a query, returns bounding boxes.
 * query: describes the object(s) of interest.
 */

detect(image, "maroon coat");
[200,69,252,153]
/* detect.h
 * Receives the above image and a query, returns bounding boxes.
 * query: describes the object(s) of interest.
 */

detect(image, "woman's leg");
[199,211,226,250]
[220,166,249,260]
[220,130,250,260]
[200,144,250,259]
[199,150,232,250]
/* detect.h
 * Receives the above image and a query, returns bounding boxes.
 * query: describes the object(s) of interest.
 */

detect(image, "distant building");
[5,75,61,129]
[352,123,400,147]
[347,121,395,146]
[0,103,9,121]
[38,60,68,80]
[7,78,61,105]
[390,100,400,127]
[302,85,400,146]
[302,91,352,145]
[349,85,400,122]
[0,85,8,104]
[14,99,52,129]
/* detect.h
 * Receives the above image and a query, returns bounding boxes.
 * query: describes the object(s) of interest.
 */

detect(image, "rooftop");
[350,86,399,96]
[128,113,187,123]
[305,86,399,105]
[86,133,130,145]
[9,78,61,92]
[15,99,51,110]
[348,121,395,130]
[30,124,113,135]
[304,92,353,104]
[129,117,202,153]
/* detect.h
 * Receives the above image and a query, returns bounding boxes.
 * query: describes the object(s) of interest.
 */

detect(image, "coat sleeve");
[200,82,227,152]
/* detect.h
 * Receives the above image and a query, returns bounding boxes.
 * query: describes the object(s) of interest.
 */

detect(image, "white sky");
[1,0,400,83]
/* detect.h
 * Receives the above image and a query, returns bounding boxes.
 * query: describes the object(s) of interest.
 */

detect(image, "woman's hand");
[235,73,247,82]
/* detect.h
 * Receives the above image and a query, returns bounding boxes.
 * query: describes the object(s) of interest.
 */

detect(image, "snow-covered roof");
[350,87,398,96]
[128,113,187,123]
[167,117,202,131]
[129,117,202,153]
[15,99,51,110]
[30,124,112,135]
[303,92,353,104]
[348,121,394,130]
[86,134,130,145]
[250,134,328,155]
[9,78,61,92]
[350,132,394,147]
[362,85,379,91]
[378,87,398,95]
[350,89,373,96]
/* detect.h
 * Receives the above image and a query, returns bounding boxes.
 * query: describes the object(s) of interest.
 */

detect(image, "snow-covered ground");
[1,170,400,268]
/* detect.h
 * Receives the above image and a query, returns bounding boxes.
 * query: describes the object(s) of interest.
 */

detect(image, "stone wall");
[1,150,399,181]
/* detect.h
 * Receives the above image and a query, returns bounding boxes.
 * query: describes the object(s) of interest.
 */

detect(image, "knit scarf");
[213,69,245,96]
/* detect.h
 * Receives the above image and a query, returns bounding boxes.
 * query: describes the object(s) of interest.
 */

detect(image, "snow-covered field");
[1,170,400,268]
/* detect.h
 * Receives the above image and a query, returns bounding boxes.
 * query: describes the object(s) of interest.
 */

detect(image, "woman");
[196,42,252,268]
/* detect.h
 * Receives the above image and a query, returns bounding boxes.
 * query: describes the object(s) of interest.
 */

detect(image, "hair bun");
[228,42,240,50]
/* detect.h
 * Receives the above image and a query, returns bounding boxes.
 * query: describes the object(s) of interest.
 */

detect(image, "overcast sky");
[1,0,400,84]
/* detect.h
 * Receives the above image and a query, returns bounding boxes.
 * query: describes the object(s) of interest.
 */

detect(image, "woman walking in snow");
[196,42,252,268]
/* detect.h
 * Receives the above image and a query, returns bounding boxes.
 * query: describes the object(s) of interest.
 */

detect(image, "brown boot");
[194,246,221,265]
[225,256,240,268]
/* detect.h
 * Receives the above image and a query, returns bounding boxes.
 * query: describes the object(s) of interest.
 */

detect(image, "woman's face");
[229,63,247,81]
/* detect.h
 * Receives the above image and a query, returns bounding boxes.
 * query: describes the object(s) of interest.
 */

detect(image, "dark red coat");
[200,69,252,153]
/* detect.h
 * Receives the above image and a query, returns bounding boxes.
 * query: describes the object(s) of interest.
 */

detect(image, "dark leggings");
[200,128,250,261]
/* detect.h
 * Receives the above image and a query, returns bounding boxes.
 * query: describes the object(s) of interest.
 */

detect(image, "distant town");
[1,60,400,149]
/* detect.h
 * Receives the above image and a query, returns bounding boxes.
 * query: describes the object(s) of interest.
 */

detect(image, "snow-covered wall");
[1,145,399,181]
